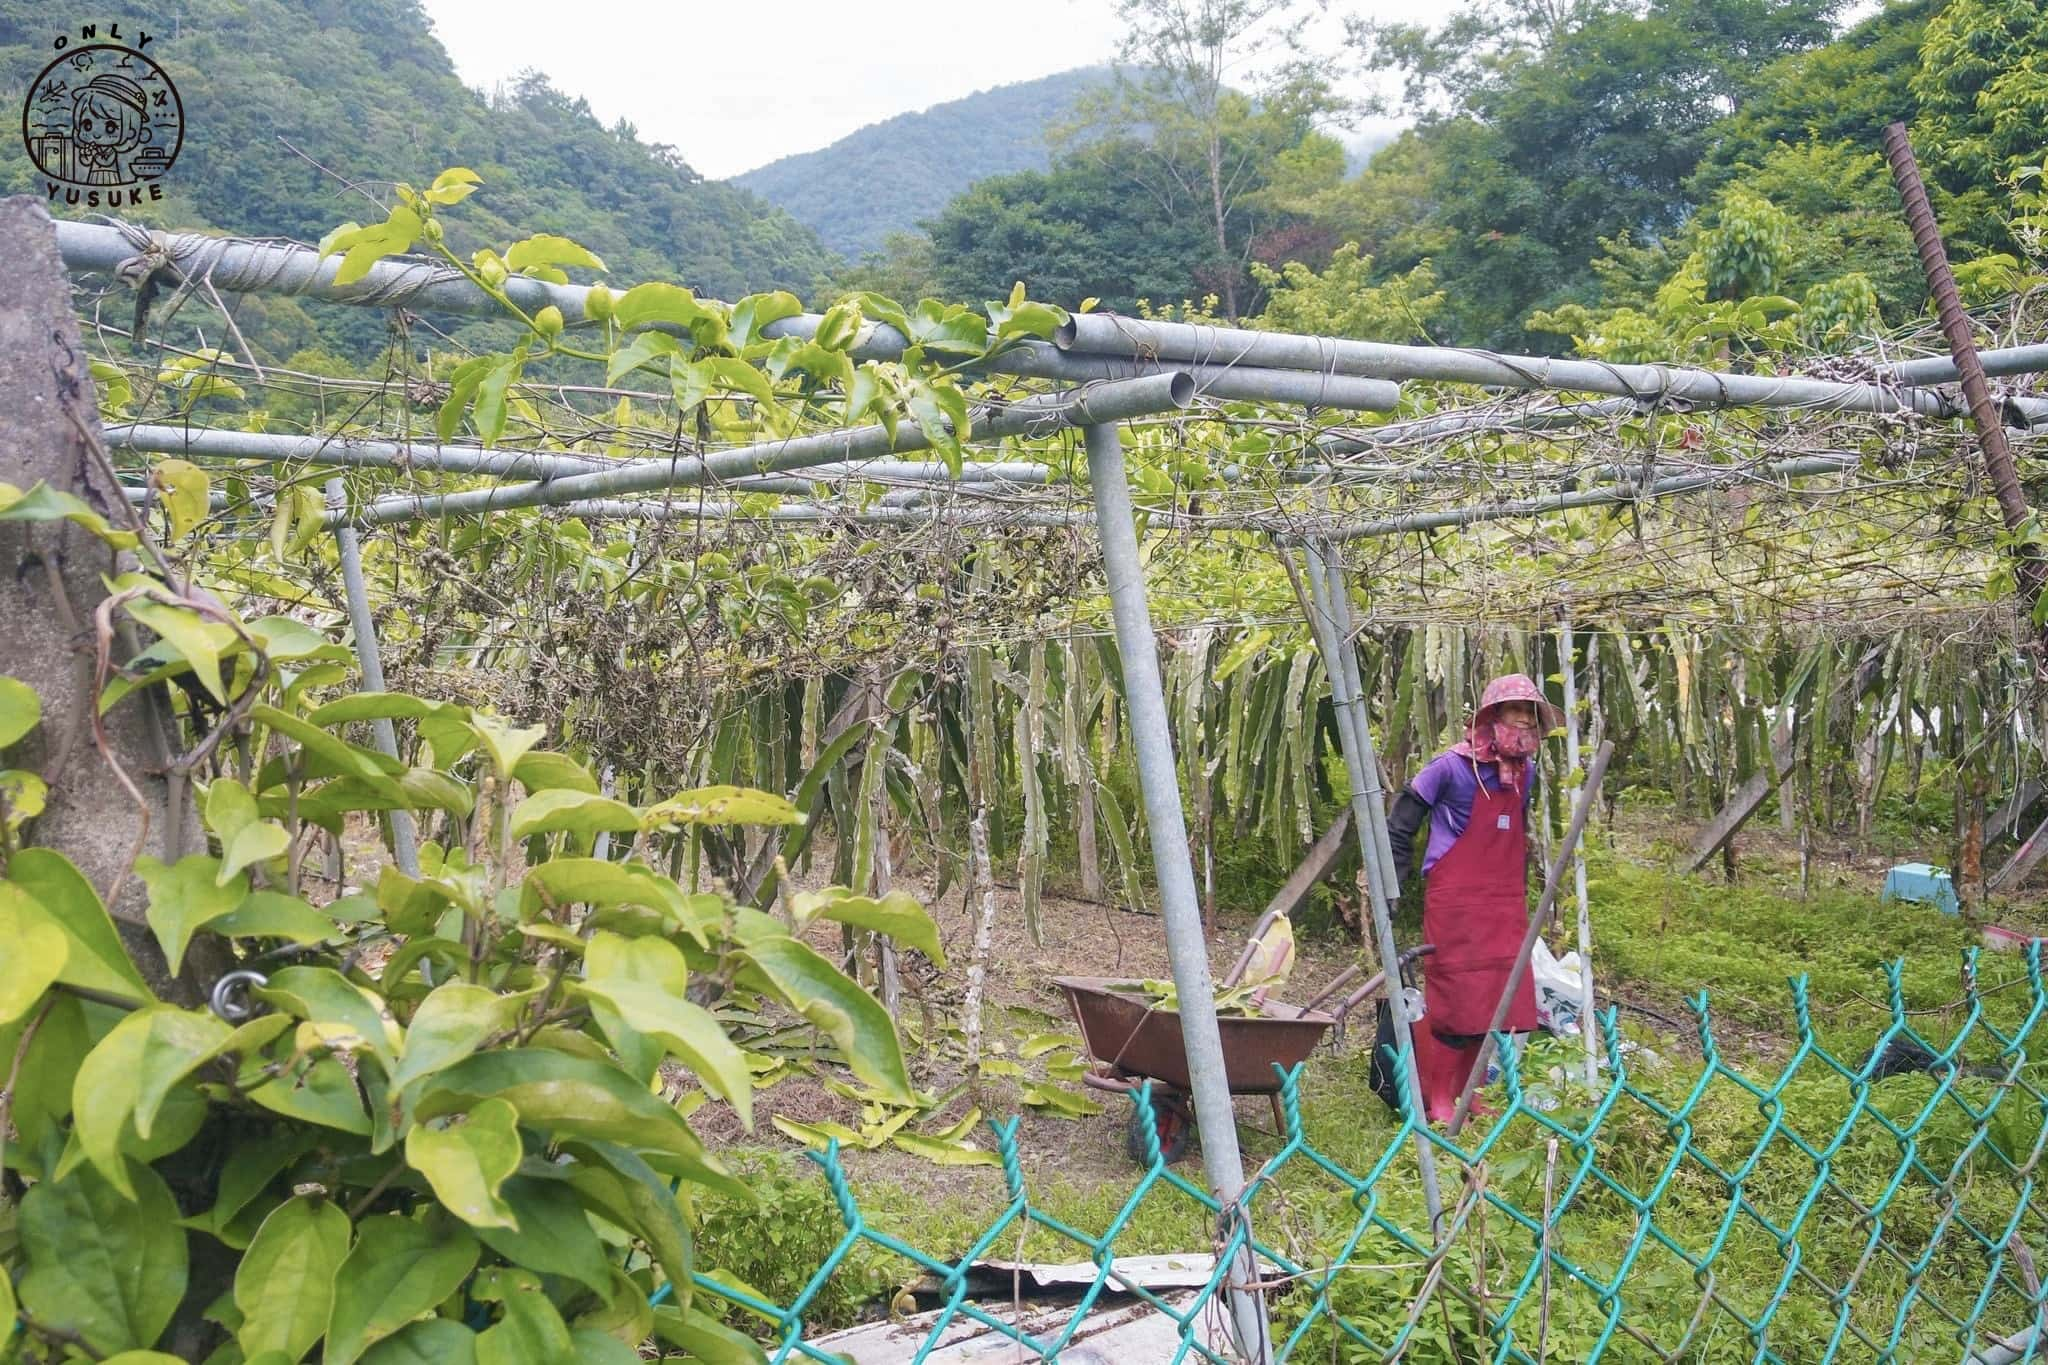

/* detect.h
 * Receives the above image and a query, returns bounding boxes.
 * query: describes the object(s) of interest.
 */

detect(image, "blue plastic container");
[1881,862,1961,915]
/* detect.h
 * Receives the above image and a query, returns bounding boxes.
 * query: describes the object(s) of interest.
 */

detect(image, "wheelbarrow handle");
[1082,1067,1143,1096]
[1326,944,1436,1027]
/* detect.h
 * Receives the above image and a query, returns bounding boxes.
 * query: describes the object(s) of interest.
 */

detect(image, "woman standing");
[1385,674,1561,1123]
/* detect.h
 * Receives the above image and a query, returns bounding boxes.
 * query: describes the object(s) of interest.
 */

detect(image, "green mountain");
[731,68,1114,259]
[3,0,838,354]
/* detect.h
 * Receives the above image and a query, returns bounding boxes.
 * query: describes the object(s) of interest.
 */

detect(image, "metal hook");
[210,968,269,1022]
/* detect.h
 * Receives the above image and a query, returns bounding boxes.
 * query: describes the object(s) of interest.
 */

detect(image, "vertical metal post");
[1082,423,1272,1364]
[1301,543,1445,1235]
[327,478,420,878]
[1560,614,1598,1087]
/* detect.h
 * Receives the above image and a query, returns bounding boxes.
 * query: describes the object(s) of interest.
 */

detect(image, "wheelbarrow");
[1054,938,1432,1166]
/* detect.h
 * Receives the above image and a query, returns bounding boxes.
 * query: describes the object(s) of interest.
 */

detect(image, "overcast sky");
[416,0,1424,181]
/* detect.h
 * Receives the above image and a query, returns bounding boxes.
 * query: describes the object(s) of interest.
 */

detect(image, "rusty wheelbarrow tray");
[1053,944,1432,1166]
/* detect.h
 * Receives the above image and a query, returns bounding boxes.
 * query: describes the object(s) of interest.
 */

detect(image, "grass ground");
[691,801,2048,1357]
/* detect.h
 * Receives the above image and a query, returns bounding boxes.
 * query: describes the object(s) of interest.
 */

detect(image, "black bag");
[1367,997,1404,1115]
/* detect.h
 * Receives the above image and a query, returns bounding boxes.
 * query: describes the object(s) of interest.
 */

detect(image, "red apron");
[1414,771,1536,1121]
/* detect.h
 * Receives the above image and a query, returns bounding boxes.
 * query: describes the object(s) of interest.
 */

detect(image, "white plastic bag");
[1531,939,1586,1038]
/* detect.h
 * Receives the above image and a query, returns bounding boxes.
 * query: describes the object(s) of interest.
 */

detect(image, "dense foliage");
[731,68,1113,259]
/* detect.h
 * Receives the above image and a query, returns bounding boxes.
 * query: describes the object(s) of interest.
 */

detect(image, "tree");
[1913,0,2048,240]
[923,141,1215,310]
[1691,0,1938,200]
[1343,0,1845,346]
[1076,0,1345,320]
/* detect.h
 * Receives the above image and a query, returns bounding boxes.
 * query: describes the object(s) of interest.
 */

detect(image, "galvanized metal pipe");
[401,494,1106,531]
[1300,543,1445,1234]
[341,374,1194,526]
[1295,454,1861,544]
[54,221,1395,413]
[326,476,419,878]
[1056,313,1998,418]
[107,423,1060,494]
[1082,420,1272,1363]
[1883,345,2048,387]
[1559,614,1598,1089]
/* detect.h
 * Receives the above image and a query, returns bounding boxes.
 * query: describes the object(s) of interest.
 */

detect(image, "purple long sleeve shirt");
[1408,751,1535,874]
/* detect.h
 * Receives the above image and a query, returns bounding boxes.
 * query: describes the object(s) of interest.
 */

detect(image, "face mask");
[1492,722,1539,759]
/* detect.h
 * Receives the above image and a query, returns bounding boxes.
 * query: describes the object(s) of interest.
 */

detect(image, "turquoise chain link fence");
[671,946,2048,1363]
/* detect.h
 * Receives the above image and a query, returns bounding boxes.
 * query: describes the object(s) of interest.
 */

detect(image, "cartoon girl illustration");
[70,73,149,186]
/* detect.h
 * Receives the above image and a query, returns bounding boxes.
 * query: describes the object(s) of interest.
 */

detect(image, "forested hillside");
[0,0,836,355]
[732,68,1114,258]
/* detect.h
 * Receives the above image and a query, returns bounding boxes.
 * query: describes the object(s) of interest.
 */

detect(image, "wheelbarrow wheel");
[1125,1091,1193,1166]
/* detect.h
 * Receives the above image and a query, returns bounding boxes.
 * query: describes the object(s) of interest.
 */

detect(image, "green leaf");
[505,233,605,275]
[0,882,65,1023]
[209,890,341,945]
[743,936,914,1103]
[256,965,402,1069]
[18,1160,187,1356]
[473,1267,574,1364]
[253,704,406,794]
[793,888,945,966]
[153,458,210,540]
[73,1005,233,1194]
[669,355,714,415]
[470,714,548,782]
[730,290,802,348]
[206,778,291,884]
[604,329,683,383]
[0,673,41,746]
[476,1178,614,1300]
[0,992,89,1168]
[325,1214,480,1365]
[472,355,521,445]
[359,1319,479,1365]
[577,932,752,1127]
[0,479,139,548]
[908,298,989,355]
[307,692,439,726]
[704,356,777,408]
[399,768,476,817]
[520,860,713,945]
[509,788,640,840]
[123,589,230,705]
[182,1129,320,1240]
[138,854,248,975]
[234,1196,351,1361]
[407,1097,522,1230]
[561,1140,700,1301]
[415,1050,736,1192]
[424,166,483,205]
[650,1305,770,1365]
[328,206,422,288]
[512,750,600,794]
[612,282,722,342]
[567,1328,642,1365]
[245,1055,372,1135]
[642,784,802,828]
[812,299,863,350]
[9,849,153,1002]
[390,981,516,1095]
